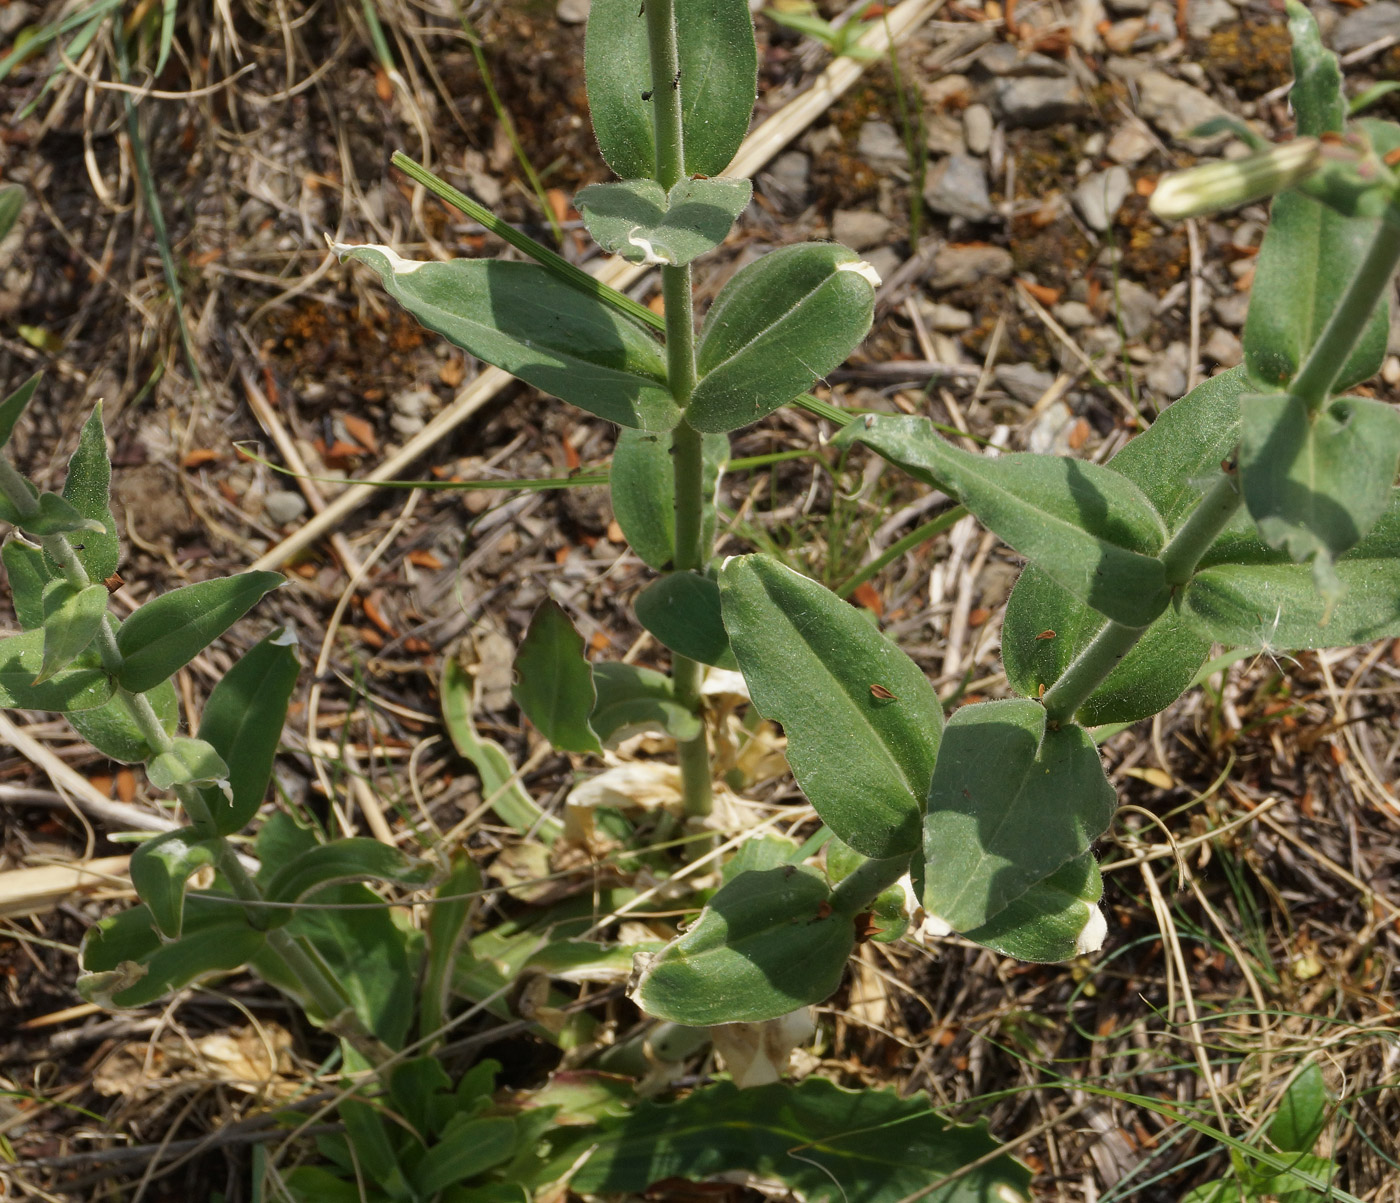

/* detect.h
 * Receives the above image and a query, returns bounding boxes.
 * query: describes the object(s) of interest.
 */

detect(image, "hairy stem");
[1043,472,1243,725]
[1291,218,1400,413]
[829,854,910,915]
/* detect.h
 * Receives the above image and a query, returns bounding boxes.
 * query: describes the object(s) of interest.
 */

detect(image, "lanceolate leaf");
[195,628,300,834]
[46,402,119,583]
[129,827,221,938]
[0,490,106,538]
[590,661,702,746]
[2,538,52,629]
[528,1078,1032,1203]
[36,581,107,683]
[1238,392,1400,599]
[68,670,179,763]
[962,853,1105,963]
[0,183,23,246]
[334,246,678,431]
[689,245,877,434]
[0,629,113,711]
[1268,1062,1329,1154]
[512,599,603,756]
[634,572,737,668]
[633,865,854,1024]
[115,571,283,694]
[585,0,757,181]
[718,554,942,859]
[842,416,1170,627]
[923,699,1115,933]
[264,840,430,914]
[577,177,752,266]
[610,427,728,569]
[0,373,41,450]
[413,1115,520,1196]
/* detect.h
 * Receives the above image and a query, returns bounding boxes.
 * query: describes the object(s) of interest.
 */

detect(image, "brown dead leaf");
[341,413,379,455]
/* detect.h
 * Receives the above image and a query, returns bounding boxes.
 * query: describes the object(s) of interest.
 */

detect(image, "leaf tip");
[837,259,882,287]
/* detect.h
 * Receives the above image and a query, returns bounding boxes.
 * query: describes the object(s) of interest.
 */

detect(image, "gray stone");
[963,103,994,155]
[1147,341,1190,399]
[556,0,590,21]
[1028,400,1077,455]
[996,363,1056,405]
[992,77,1089,128]
[1135,1,1178,47]
[1106,122,1155,165]
[832,209,893,252]
[922,74,973,108]
[922,154,993,221]
[975,42,1065,76]
[393,386,434,418]
[932,243,1014,288]
[923,114,966,157]
[1072,166,1131,232]
[857,119,907,165]
[1185,0,1236,37]
[1053,300,1097,328]
[1114,279,1158,340]
[1082,327,1123,359]
[1105,0,1150,13]
[1334,1,1400,53]
[1212,291,1251,329]
[1135,70,1232,150]
[1202,327,1243,368]
[761,151,811,215]
[263,490,308,527]
[923,301,974,332]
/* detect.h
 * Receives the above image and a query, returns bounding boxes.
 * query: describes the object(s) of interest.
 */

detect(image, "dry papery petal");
[711,1007,816,1088]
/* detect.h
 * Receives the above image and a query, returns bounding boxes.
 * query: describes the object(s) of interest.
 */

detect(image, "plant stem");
[1043,472,1243,725]
[829,854,910,915]
[1291,218,1400,413]
[644,0,684,190]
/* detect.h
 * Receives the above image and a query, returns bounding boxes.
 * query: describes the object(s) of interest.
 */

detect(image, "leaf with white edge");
[1002,566,1211,724]
[334,246,678,431]
[526,1078,1032,1203]
[961,853,1106,963]
[147,737,230,794]
[0,630,113,711]
[194,628,300,834]
[634,572,737,669]
[3,538,52,629]
[1268,1062,1329,1154]
[45,403,119,583]
[610,427,727,569]
[0,374,41,450]
[1238,392,1400,601]
[576,177,752,266]
[265,839,430,908]
[36,581,107,683]
[633,865,854,1024]
[1184,489,1400,649]
[0,489,107,538]
[922,699,1115,933]
[590,661,702,746]
[718,554,942,858]
[585,0,757,181]
[689,245,878,434]
[116,571,283,694]
[129,827,220,938]
[839,415,1171,627]
[513,599,603,755]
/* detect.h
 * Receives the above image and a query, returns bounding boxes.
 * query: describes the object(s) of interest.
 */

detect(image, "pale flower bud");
[1150,138,1321,221]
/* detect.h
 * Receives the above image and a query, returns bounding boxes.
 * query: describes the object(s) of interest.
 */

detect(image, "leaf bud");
[1150,138,1321,221]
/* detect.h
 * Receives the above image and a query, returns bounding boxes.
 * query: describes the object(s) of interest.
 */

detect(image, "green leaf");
[584,0,757,181]
[577,177,752,266]
[1002,566,1211,724]
[0,183,23,246]
[1268,1062,1329,1154]
[129,827,220,939]
[36,581,107,682]
[718,554,942,858]
[1180,1180,1241,1203]
[2,538,53,629]
[529,1078,1032,1203]
[264,839,430,908]
[634,572,737,668]
[590,660,702,746]
[0,489,107,538]
[1244,1,1386,395]
[413,1115,519,1195]
[962,853,1105,963]
[922,699,1115,932]
[46,402,119,583]
[421,854,482,1045]
[689,244,877,434]
[1245,1153,1338,1203]
[147,736,230,795]
[633,865,854,1024]
[1238,392,1400,599]
[115,571,283,694]
[0,373,41,450]
[610,427,727,569]
[0,629,113,711]
[841,416,1171,628]
[68,671,179,763]
[333,246,678,431]
[337,1071,411,1198]
[512,599,603,755]
[194,627,299,834]
[442,657,562,843]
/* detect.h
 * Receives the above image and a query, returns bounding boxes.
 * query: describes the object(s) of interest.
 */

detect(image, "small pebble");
[962,104,994,156]
[263,490,308,527]
[1202,328,1244,368]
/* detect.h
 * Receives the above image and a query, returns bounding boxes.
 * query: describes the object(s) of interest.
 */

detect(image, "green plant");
[765,0,883,61]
